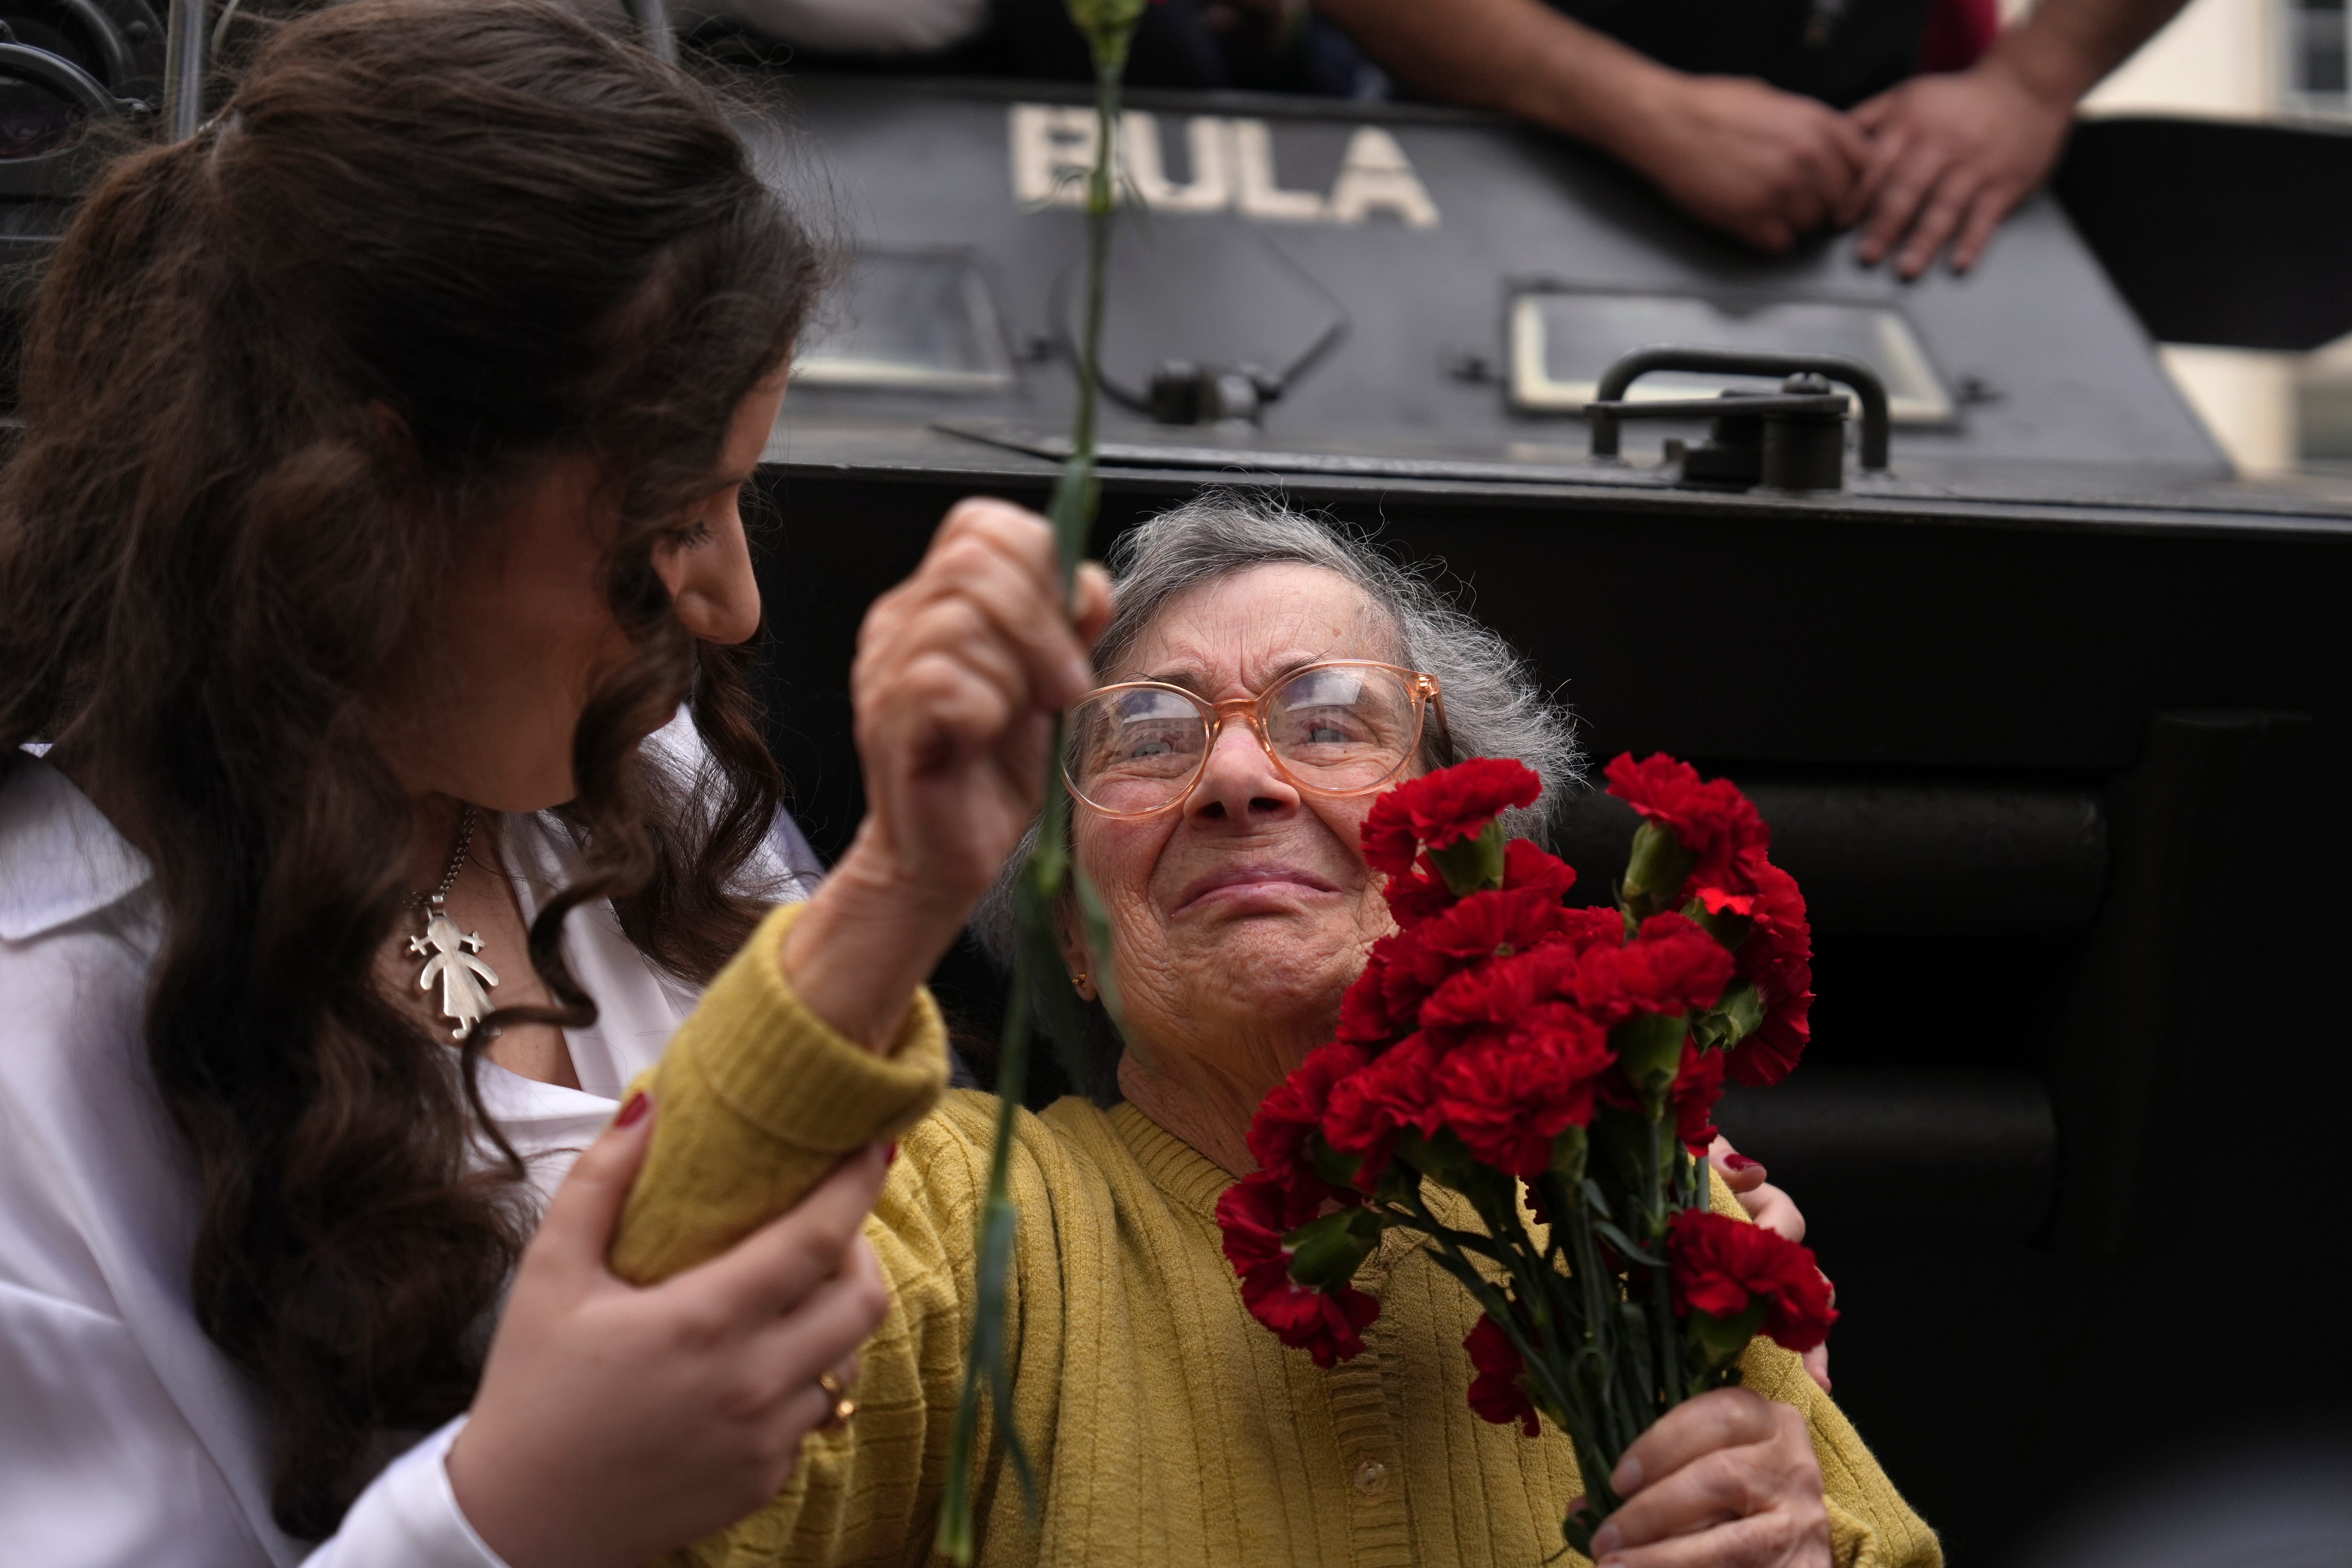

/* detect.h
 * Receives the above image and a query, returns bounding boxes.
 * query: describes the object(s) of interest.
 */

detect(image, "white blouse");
[0,718,821,1567]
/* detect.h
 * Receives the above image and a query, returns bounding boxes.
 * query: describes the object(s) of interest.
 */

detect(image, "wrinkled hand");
[785,499,1113,1048]
[1584,1387,1833,1568]
[843,499,1111,915]
[1619,75,1870,252]
[1707,1138,1831,1393]
[1844,57,2074,277]
[449,1103,892,1568]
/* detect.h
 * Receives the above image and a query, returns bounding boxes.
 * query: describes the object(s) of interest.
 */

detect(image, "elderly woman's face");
[1072,563,1402,1067]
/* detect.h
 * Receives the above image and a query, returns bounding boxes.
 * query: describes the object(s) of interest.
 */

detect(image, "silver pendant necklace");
[407,804,499,1040]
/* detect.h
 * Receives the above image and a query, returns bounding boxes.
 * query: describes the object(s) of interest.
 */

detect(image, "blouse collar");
[0,753,154,942]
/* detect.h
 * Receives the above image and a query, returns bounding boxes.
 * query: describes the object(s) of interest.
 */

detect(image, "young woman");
[0,4,911,1564]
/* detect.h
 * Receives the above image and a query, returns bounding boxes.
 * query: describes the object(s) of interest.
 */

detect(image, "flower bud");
[1613,1011,1689,1097]
[1398,1128,1478,1189]
[1691,980,1763,1052]
[1065,0,1150,67]
[1686,1302,1767,1373]
[1399,1130,1518,1211]
[1428,819,1509,898]
[1308,1132,1363,1191]
[1686,898,1752,950]
[1620,820,1695,921]
[1283,1206,1385,1289]
[1549,1125,1589,1190]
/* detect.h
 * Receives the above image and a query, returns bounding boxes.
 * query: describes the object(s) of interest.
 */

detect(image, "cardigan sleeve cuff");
[1825,1494,1883,1568]
[676,899,951,1154]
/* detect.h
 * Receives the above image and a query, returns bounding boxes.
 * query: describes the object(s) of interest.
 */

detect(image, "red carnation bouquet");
[1215,754,1835,1555]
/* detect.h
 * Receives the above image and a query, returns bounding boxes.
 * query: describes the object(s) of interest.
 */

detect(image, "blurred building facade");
[2037,0,2351,471]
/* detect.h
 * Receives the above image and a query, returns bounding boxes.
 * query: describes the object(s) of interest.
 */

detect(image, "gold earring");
[1072,970,1089,989]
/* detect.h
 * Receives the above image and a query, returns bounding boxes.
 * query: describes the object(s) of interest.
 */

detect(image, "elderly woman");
[600,495,1938,1568]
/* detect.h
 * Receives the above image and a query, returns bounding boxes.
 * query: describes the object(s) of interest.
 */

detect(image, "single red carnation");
[1619,913,1737,1016]
[1337,935,1419,1050]
[1248,1041,1368,1178]
[1464,1315,1540,1437]
[1732,1007,1810,1088]
[1322,1031,1445,1183]
[1732,1003,1811,1090]
[1408,885,1573,982]
[1383,757,1542,848]
[1248,1272,1383,1368]
[1382,867,1458,928]
[1367,923,1458,1019]
[1666,1209,1838,1354]
[1669,1041,1727,1154]
[1363,758,1542,887]
[1216,1171,1290,1272]
[1568,914,1732,1027]
[1335,977,1397,1051]
[1339,920,1500,1053]
[1725,860,1812,1088]
[1361,805,1424,881]
[1218,1177,1382,1366]
[1724,849,1803,939]
[1554,904,1634,956]
[1604,754,1770,892]
[1601,753,1814,1090]
[1502,839,1579,902]
[1373,786,1567,930]
[1650,797,1808,1089]
[1418,945,1566,1039]
[1378,956,1444,1041]
[1247,1040,1370,1220]
[1418,953,1532,1035]
[1431,1005,1612,1177]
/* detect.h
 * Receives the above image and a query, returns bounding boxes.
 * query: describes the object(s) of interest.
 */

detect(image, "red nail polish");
[615,1090,652,1128]
[1724,1153,1761,1171]
[885,1142,899,1168]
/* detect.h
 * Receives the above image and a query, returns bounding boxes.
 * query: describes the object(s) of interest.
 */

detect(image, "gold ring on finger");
[816,1371,857,1429]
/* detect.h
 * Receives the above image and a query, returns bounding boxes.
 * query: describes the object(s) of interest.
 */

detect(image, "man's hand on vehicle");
[1616,73,1872,253]
[1843,56,2073,277]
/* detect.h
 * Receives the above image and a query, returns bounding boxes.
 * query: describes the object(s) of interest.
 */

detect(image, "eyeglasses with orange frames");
[1062,660,1449,818]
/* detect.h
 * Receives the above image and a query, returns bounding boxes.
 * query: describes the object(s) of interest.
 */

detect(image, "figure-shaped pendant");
[409,894,500,1040]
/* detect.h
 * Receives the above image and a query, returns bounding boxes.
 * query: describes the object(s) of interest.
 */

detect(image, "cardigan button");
[1353,1459,1391,1498]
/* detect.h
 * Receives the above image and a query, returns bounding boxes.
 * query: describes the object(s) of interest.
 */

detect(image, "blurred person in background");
[699,0,2198,275]
[691,0,1379,94]
[1311,0,2199,273]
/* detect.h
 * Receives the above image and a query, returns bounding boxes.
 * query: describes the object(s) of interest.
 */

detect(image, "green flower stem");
[1073,56,1117,478]
[1370,1146,1742,1544]
[1387,1179,1630,1530]
[934,16,1139,1561]
[1561,1188,1634,1502]
[932,957,1033,1563]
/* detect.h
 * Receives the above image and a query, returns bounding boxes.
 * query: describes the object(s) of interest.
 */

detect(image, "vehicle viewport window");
[793,249,1017,395]
[1510,290,1955,425]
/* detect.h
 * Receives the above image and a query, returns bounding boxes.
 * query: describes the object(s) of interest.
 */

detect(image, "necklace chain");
[406,803,499,1039]
[409,804,477,908]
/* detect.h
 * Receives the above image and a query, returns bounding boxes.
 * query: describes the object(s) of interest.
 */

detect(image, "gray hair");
[974,491,1581,1101]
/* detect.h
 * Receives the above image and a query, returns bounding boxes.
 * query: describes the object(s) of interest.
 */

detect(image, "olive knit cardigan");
[609,903,1941,1568]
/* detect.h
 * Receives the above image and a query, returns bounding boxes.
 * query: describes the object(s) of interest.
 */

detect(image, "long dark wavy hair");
[0,0,825,1537]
